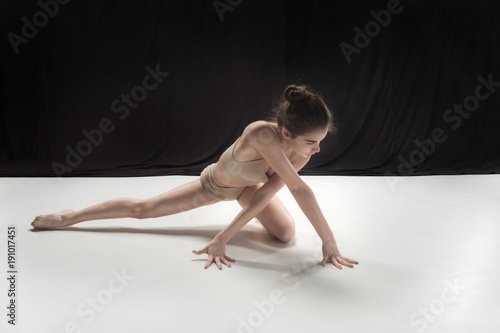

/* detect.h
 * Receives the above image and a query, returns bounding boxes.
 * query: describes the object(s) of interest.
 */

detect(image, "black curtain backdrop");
[1,0,499,177]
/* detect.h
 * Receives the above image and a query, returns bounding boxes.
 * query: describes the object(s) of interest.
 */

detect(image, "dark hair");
[270,84,336,138]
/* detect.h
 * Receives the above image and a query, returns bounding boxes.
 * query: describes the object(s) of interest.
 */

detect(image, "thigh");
[237,185,295,242]
[144,178,220,218]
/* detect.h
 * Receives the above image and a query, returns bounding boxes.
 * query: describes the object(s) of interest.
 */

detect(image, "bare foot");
[31,209,75,229]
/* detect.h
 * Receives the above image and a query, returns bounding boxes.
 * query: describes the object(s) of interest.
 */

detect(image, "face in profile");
[285,127,329,158]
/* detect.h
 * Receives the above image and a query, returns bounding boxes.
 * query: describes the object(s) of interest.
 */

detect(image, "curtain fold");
[1,0,499,177]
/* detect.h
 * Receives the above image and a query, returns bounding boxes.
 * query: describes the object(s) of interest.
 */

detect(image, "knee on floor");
[275,220,296,243]
[276,228,295,243]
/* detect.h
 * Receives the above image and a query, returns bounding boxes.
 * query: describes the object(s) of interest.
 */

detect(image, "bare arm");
[193,124,358,269]
[214,133,312,243]
[215,173,286,243]
[192,130,308,269]
[253,126,358,269]
[253,126,335,243]
[193,161,300,269]
[289,184,334,242]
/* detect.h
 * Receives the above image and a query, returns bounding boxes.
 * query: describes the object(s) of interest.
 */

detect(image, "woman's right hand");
[192,237,236,270]
[320,239,359,269]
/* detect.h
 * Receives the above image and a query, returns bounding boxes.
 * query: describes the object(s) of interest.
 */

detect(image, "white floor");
[1,174,499,333]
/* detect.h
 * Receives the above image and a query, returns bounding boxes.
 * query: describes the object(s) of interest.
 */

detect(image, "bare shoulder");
[244,120,275,134]
[243,120,280,147]
[238,121,311,189]
[245,120,311,169]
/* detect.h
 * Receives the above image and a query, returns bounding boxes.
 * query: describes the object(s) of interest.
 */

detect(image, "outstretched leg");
[31,178,219,229]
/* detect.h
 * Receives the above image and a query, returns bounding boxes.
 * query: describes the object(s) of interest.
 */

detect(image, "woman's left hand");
[192,238,236,270]
[321,240,359,269]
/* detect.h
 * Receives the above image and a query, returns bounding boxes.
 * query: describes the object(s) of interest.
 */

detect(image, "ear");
[281,127,291,139]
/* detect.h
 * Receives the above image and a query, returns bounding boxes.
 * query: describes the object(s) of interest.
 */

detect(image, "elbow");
[289,183,312,198]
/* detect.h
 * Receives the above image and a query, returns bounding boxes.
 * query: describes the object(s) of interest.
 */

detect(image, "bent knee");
[275,219,295,243]
[277,228,295,243]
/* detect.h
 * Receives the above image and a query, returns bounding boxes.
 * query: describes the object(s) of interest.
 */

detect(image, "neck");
[275,127,294,157]
[270,122,295,156]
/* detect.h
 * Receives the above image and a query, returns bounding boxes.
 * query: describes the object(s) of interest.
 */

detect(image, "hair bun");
[284,85,311,103]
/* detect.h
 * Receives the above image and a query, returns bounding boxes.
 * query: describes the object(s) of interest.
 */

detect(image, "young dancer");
[31,84,359,270]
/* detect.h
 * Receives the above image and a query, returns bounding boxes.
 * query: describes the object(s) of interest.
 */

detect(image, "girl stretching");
[31,85,359,270]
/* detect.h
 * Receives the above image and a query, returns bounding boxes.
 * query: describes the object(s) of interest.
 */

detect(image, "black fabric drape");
[1,0,499,177]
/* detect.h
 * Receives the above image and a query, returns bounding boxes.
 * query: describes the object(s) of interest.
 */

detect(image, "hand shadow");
[31,224,298,272]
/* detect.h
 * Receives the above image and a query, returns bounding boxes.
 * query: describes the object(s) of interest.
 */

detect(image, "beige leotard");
[220,136,270,184]
[199,135,293,201]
